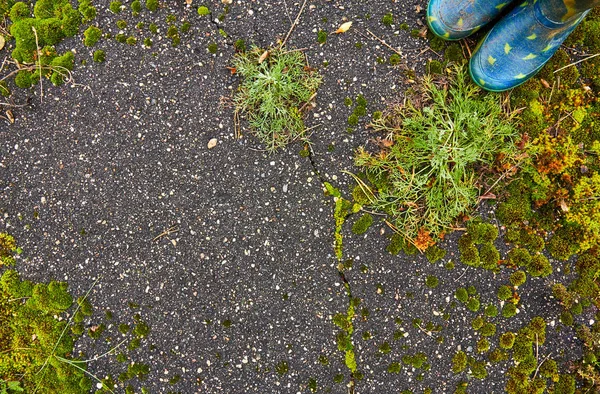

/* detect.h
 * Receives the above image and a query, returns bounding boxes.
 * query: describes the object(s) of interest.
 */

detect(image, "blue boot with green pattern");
[427,0,516,40]
[469,0,597,91]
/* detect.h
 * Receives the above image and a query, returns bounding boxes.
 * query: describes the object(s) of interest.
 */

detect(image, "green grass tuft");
[233,47,322,151]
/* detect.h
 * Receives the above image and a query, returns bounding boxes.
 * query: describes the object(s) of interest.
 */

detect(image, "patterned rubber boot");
[427,0,517,40]
[469,0,598,92]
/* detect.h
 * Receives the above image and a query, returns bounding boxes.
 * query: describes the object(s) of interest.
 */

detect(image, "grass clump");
[232,47,322,151]
[354,67,518,247]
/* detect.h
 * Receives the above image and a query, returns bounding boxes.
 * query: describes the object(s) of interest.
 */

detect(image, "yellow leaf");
[334,21,352,34]
[258,50,270,64]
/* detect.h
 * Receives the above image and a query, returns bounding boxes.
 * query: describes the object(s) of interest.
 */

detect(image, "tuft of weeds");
[354,66,518,245]
[232,47,322,151]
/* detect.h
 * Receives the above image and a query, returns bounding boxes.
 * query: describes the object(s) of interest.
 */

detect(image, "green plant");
[455,287,468,303]
[425,275,439,288]
[146,0,158,11]
[131,0,141,14]
[452,351,467,373]
[83,25,101,46]
[467,297,480,312]
[0,233,18,266]
[0,269,94,392]
[109,1,121,13]
[500,332,516,349]
[352,213,373,235]
[498,285,513,301]
[354,66,518,244]
[509,270,527,287]
[502,303,517,318]
[425,245,446,263]
[197,5,209,15]
[232,46,322,151]
[317,30,327,44]
[382,12,393,25]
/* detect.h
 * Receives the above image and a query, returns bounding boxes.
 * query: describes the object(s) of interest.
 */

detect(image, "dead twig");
[361,29,403,57]
[31,26,43,103]
[554,52,600,74]
[280,0,308,48]
[152,225,179,242]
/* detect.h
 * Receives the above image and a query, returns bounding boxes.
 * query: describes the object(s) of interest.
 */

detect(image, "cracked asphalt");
[0,0,581,393]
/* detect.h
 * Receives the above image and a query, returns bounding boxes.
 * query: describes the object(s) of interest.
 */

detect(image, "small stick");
[554,52,600,73]
[280,0,308,48]
[152,225,179,242]
[31,26,43,103]
[298,92,317,113]
[454,267,469,282]
[532,353,552,381]
[363,29,403,56]
[415,322,433,337]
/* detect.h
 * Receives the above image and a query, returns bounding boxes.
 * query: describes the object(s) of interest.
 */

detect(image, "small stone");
[207,138,218,149]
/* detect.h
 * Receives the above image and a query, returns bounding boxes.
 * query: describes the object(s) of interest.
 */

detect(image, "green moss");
[10,2,30,21]
[480,322,496,337]
[470,360,487,379]
[49,51,74,85]
[94,49,106,63]
[352,213,373,235]
[528,254,552,277]
[115,33,126,43]
[109,1,122,13]
[508,248,532,269]
[197,5,209,15]
[356,94,367,107]
[354,105,366,117]
[484,304,498,317]
[455,287,468,303]
[548,235,577,261]
[429,36,445,52]
[131,0,141,13]
[425,275,439,288]
[488,348,508,363]
[502,303,517,318]
[426,60,443,75]
[143,38,152,47]
[382,12,393,26]
[477,338,490,353]
[444,43,464,63]
[78,0,96,21]
[467,297,480,312]
[479,242,500,271]
[425,245,446,263]
[468,222,499,244]
[126,36,137,45]
[509,270,527,287]
[554,374,575,394]
[497,285,513,301]
[472,316,484,330]
[83,25,101,46]
[388,53,401,66]
[344,97,352,106]
[348,113,359,126]
[146,0,158,11]
[207,42,218,54]
[560,311,574,326]
[181,21,191,33]
[458,236,480,267]
[499,332,516,349]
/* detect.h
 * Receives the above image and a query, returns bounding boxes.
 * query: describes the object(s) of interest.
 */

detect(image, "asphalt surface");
[0,0,581,393]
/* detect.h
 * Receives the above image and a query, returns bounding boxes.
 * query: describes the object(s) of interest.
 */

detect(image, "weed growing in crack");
[232,47,322,151]
[354,66,519,245]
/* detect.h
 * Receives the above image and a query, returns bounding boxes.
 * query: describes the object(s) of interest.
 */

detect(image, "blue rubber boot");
[427,0,517,40]
[469,0,593,92]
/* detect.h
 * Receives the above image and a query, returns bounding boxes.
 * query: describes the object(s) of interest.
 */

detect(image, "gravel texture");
[0,0,582,393]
